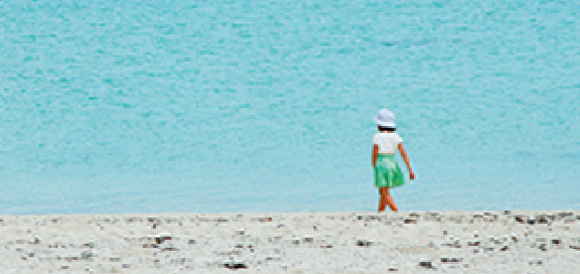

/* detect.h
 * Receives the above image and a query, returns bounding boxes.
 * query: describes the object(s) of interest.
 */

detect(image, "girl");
[372,109,415,212]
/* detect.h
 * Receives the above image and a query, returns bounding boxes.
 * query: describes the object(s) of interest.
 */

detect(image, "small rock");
[253,217,272,222]
[265,257,281,261]
[224,262,248,270]
[81,251,95,259]
[162,247,179,252]
[539,244,547,251]
[445,240,462,248]
[356,240,372,247]
[537,216,549,224]
[514,215,525,224]
[160,232,172,239]
[388,267,398,272]
[467,241,480,246]
[569,245,580,251]
[419,261,434,269]
[500,246,509,251]
[441,257,462,263]
[404,219,417,224]
[303,236,314,243]
[558,212,573,218]
[155,233,172,244]
[552,239,561,245]
[147,217,160,223]
[188,239,196,244]
[122,264,130,269]
[30,236,41,244]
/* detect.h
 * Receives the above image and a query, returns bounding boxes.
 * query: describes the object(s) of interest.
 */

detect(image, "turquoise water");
[1,0,578,214]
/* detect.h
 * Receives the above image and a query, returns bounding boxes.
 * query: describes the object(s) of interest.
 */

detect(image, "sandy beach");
[0,211,578,273]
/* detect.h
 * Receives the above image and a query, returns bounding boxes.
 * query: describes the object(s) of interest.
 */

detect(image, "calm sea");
[1,0,578,214]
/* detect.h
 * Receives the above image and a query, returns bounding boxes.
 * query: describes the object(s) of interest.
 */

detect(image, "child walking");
[372,109,415,212]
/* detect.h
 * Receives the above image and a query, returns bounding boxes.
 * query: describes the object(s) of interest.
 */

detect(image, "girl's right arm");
[372,145,379,168]
[398,143,415,180]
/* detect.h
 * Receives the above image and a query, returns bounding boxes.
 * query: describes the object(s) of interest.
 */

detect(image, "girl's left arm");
[398,143,415,180]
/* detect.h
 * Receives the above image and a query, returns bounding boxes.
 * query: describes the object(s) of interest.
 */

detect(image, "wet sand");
[1,211,578,273]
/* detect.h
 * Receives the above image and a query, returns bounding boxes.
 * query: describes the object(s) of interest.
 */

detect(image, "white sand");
[0,211,578,273]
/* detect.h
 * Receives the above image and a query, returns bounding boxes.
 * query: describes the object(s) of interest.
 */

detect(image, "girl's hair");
[379,126,396,132]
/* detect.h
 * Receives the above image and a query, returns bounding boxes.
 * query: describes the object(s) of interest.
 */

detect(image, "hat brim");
[374,117,396,127]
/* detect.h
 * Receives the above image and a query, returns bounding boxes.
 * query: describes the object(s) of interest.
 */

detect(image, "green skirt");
[374,154,405,188]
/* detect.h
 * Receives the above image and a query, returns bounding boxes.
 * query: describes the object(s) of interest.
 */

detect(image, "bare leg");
[379,187,398,212]
[378,188,387,212]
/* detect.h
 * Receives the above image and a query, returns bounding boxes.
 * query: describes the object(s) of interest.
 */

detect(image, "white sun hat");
[373,108,396,127]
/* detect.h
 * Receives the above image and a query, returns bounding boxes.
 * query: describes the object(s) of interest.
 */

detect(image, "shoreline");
[1,210,578,273]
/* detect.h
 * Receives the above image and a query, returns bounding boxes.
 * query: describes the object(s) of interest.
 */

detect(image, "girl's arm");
[372,145,379,167]
[398,143,415,180]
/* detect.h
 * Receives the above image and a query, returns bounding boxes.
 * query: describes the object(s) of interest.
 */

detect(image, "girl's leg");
[378,188,387,212]
[379,187,398,212]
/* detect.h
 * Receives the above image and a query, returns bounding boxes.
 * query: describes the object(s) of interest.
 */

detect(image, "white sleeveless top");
[372,132,403,154]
